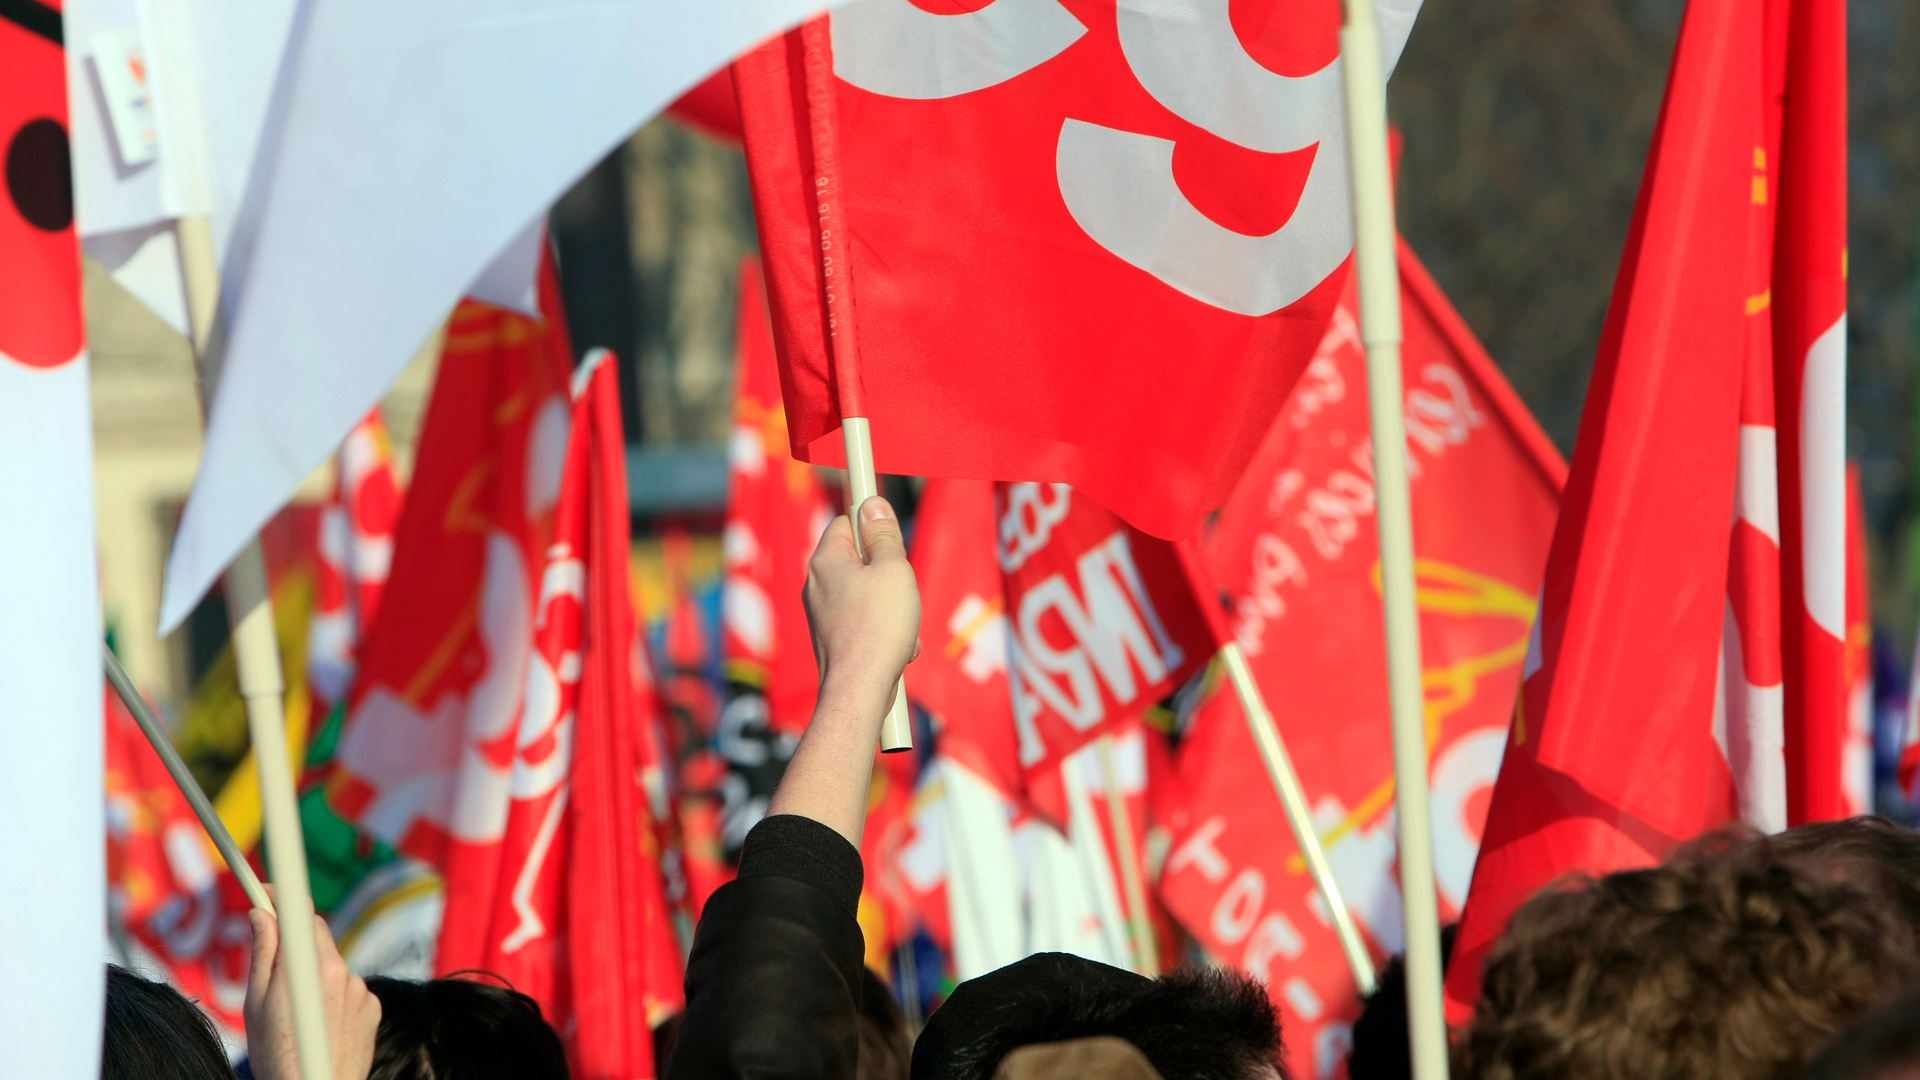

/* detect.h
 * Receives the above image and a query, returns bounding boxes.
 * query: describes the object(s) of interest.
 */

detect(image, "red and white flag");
[1155,243,1564,1079]
[721,256,834,734]
[993,482,1222,825]
[732,0,1423,540]
[912,478,1022,801]
[1,7,107,1072]
[1774,0,1850,825]
[1445,0,1770,1015]
[327,259,576,934]
[461,352,684,1077]
[1841,464,1873,816]
[106,689,254,1047]
[309,408,406,711]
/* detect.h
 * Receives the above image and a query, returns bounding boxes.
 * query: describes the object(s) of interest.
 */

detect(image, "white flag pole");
[1096,734,1160,977]
[1338,0,1450,1076]
[176,213,334,1080]
[1219,644,1377,993]
[103,643,273,914]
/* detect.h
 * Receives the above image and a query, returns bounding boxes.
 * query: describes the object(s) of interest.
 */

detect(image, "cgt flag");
[308,408,406,712]
[721,256,834,734]
[1,3,108,1073]
[465,352,684,1078]
[732,0,1423,540]
[1156,242,1563,1079]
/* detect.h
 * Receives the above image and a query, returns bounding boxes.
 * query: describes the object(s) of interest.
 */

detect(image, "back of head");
[1455,829,1920,1080]
[365,975,570,1080]
[859,968,912,1080]
[912,953,1284,1080]
[1802,984,1920,1080]
[1772,817,1920,928]
[102,965,235,1080]
[1346,925,1457,1080]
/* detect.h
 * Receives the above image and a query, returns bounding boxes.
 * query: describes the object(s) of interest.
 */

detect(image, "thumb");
[857,497,906,565]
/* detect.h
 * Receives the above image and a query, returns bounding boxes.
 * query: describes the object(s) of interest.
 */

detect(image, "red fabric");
[995,482,1219,826]
[105,690,254,1043]
[1774,0,1849,826]
[1157,244,1562,1077]
[667,68,743,141]
[1445,0,1764,1016]
[1841,464,1873,815]
[722,257,833,733]
[326,258,576,952]
[453,355,681,1077]
[731,6,1363,540]
[0,0,82,370]
[309,408,406,711]
[911,478,1023,800]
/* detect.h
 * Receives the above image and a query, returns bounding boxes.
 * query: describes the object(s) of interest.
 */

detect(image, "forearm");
[767,677,893,847]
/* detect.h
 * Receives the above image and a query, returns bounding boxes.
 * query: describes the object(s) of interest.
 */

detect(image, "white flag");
[150,0,845,634]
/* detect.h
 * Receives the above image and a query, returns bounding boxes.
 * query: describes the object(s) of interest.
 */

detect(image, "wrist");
[813,668,896,731]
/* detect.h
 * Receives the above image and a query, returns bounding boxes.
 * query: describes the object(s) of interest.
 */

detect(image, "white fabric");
[157,0,848,631]
[0,353,105,1079]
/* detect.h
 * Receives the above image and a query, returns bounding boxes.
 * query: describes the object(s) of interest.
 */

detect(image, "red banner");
[732,0,1425,539]
[1156,242,1563,1078]
[995,482,1220,824]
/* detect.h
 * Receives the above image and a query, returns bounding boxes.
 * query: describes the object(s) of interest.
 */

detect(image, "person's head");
[1773,816,1920,928]
[1802,983,1920,1080]
[1346,924,1457,1080]
[364,975,569,1080]
[1455,828,1920,1080]
[102,964,236,1080]
[911,953,1285,1080]
[860,967,913,1080]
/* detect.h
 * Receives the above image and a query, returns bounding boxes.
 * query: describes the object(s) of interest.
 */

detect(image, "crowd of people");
[107,501,1920,1080]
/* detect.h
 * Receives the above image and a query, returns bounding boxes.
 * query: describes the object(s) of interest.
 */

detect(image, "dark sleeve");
[665,814,867,1080]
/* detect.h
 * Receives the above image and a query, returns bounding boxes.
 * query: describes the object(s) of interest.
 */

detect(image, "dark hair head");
[860,968,912,1080]
[912,953,1284,1080]
[1802,983,1920,1080]
[1346,925,1457,1080]
[1772,816,1920,928]
[102,964,236,1080]
[1455,828,1920,1080]
[364,975,570,1080]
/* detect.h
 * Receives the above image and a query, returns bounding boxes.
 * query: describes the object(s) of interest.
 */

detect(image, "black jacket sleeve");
[665,814,867,1080]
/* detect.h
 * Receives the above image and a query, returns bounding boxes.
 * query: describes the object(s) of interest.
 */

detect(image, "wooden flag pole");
[176,213,335,1080]
[1338,2,1450,1076]
[1096,734,1160,977]
[1219,644,1377,993]
[800,17,911,752]
[104,643,274,914]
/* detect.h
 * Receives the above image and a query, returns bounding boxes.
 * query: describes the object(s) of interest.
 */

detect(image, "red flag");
[1774,0,1849,825]
[309,408,407,711]
[1445,0,1765,1015]
[731,2,1426,539]
[1155,243,1563,1078]
[911,478,1022,800]
[327,257,576,949]
[722,256,833,734]
[106,690,254,1044]
[667,68,743,141]
[994,482,1221,825]
[462,352,683,1077]
[1841,464,1873,816]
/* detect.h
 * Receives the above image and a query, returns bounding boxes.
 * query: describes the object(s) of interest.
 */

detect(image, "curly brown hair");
[1453,828,1920,1080]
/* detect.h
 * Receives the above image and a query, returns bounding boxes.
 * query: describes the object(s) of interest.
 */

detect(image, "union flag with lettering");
[1156,242,1563,1079]
[994,482,1222,824]
[733,0,1423,539]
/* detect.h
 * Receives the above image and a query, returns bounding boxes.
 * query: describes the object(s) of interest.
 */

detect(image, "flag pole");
[1096,734,1160,977]
[176,214,335,1080]
[1338,1,1450,1075]
[800,16,911,752]
[1219,644,1376,993]
[104,643,274,914]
